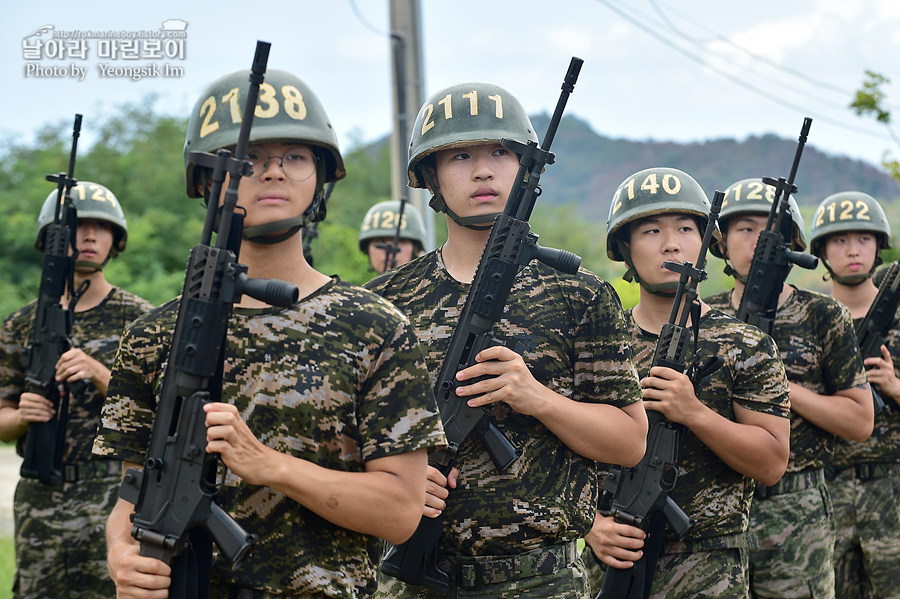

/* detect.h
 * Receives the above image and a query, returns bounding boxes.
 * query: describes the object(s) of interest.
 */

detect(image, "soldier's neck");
[442,222,492,284]
[65,271,112,312]
[831,278,878,319]
[634,290,707,335]
[238,234,329,308]
[730,280,793,310]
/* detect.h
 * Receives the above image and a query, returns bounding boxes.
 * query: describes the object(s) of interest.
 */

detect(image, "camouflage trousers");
[12,461,120,599]
[373,542,590,598]
[209,585,328,598]
[749,469,836,599]
[580,534,751,598]
[830,463,900,599]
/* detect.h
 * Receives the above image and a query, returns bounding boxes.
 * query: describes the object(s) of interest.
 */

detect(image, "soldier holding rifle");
[0,177,153,598]
[706,176,873,599]
[808,191,900,599]
[94,60,444,599]
[584,167,790,599]
[367,73,647,598]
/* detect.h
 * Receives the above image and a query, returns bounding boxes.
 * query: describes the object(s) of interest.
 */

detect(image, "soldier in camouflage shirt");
[0,182,153,599]
[808,191,900,599]
[368,82,647,599]
[583,167,790,599]
[95,68,445,599]
[705,178,873,599]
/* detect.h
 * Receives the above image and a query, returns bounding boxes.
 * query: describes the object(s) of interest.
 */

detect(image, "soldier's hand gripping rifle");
[117,42,299,596]
[380,57,584,594]
[19,114,88,486]
[855,260,900,414]
[375,196,408,272]
[595,191,726,599]
[736,117,819,335]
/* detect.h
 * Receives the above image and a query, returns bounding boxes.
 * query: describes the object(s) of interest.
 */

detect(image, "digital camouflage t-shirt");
[93,277,446,597]
[622,308,790,541]
[705,286,868,473]
[832,305,900,468]
[364,249,643,558]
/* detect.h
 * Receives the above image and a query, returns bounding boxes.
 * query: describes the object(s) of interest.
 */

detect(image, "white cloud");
[548,26,594,58]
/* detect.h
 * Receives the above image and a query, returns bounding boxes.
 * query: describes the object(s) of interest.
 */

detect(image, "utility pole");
[388,0,433,250]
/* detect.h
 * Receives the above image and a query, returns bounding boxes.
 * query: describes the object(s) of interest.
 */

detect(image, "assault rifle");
[736,117,819,335]
[20,114,88,486]
[301,181,334,267]
[595,191,726,599]
[375,196,408,272]
[380,57,585,594]
[856,260,900,414]
[117,41,299,597]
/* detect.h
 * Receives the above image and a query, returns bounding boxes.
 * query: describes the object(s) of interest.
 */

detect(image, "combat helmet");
[184,69,345,241]
[36,182,128,267]
[407,82,538,229]
[358,200,427,253]
[606,166,716,293]
[809,191,892,284]
[710,177,807,260]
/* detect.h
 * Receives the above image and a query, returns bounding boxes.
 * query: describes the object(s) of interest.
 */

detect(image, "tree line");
[2,98,898,321]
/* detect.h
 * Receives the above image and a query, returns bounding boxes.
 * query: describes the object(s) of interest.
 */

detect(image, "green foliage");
[532,114,900,226]
[305,219,374,286]
[851,71,892,124]
[1,98,896,321]
[0,535,11,599]
[850,70,900,186]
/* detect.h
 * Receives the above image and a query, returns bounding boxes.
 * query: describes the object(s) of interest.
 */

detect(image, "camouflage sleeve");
[574,276,642,408]
[91,314,165,463]
[356,306,445,462]
[730,327,791,418]
[115,288,156,328]
[822,298,869,394]
[0,308,28,404]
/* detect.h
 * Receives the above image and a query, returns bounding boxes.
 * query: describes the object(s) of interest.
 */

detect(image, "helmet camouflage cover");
[407,82,538,190]
[710,177,807,258]
[184,68,345,198]
[606,166,715,262]
[809,190,892,257]
[358,200,427,252]
[36,181,128,256]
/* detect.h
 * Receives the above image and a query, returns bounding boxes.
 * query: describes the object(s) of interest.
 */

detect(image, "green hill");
[531,113,900,221]
[2,104,898,319]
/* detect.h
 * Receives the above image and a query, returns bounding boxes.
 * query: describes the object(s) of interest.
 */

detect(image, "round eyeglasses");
[244,146,317,182]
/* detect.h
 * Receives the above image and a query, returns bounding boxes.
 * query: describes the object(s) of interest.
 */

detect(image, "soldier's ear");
[717,234,729,259]
[424,165,437,194]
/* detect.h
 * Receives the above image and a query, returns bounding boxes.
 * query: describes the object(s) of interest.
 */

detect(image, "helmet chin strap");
[618,243,678,297]
[722,261,747,285]
[423,169,498,231]
[821,259,877,286]
[74,259,105,273]
[715,244,748,284]
[242,186,327,244]
[242,216,305,244]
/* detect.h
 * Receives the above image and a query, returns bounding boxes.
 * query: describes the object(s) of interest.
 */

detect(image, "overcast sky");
[2,0,899,171]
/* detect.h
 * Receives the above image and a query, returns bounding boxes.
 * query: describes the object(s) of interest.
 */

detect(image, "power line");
[647,0,855,99]
[347,0,390,37]
[595,0,895,143]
